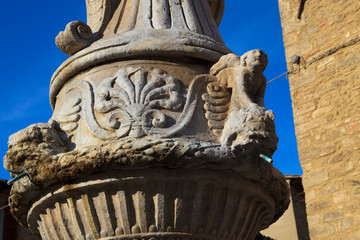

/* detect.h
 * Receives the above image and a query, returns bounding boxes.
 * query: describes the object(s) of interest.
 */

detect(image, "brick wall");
[278,0,360,239]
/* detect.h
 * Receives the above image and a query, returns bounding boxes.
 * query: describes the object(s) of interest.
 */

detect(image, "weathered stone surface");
[50,0,231,109]
[5,125,289,228]
[27,170,277,240]
[55,21,93,56]
[4,0,290,239]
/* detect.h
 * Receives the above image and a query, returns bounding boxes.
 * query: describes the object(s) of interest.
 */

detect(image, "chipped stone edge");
[7,137,290,229]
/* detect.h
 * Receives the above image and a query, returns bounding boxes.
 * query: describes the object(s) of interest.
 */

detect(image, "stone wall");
[0,181,38,240]
[278,0,360,239]
[262,176,309,240]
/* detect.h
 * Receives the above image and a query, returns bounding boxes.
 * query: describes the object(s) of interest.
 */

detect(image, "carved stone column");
[4,1,290,240]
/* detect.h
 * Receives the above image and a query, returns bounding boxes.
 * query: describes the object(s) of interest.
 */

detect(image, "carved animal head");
[241,49,268,73]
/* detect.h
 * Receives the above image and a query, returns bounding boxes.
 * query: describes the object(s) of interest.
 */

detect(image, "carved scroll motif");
[202,81,230,138]
[52,86,83,142]
[53,67,209,140]
[55,21,93,56]
[53,100,81,139]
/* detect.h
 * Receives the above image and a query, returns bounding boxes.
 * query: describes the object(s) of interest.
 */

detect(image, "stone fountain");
[4,0,290,239]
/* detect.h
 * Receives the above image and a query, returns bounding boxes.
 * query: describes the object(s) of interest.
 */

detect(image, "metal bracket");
[7,171,29,185]
[259,154,273,164]
[297,0,306,19]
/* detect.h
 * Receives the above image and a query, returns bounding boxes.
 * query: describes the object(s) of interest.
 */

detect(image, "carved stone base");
[28,169,275,240]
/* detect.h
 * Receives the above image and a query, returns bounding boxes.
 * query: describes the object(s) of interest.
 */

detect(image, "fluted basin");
[28,169,276,240]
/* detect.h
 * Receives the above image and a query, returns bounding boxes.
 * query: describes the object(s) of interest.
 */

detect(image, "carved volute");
[4,1,290,240]
[55,0,227,60]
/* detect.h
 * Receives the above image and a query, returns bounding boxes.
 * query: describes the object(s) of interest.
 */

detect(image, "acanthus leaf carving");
[143,75,212,137]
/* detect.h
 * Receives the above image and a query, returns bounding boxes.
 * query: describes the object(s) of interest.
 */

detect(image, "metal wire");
[0,204,9,211]
[267,71,288,84]
[267,36,360,84]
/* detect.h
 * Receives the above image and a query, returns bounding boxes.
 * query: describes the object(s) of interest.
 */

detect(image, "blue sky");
[0,0,302,180]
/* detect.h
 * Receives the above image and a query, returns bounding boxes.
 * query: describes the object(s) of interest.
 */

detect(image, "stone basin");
[28,169,278,240]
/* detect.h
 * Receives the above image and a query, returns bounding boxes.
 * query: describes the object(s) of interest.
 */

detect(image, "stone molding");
[84,0,224,41]
[51,0,230,108]
[50,31,231,109]
[6,136,289,229]
[27,170,275,240]
[53,68,209,140]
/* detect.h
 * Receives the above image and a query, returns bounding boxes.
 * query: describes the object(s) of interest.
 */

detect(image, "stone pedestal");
[4,1,290,239]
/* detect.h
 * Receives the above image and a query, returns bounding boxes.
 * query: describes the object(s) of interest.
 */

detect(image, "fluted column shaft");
[87,0,224,43]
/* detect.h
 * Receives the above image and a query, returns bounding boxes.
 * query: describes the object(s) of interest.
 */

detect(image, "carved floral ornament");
[53,49,277,152]
[4,53,287,235]
[4,0,290,237]
[54,67,211,140]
